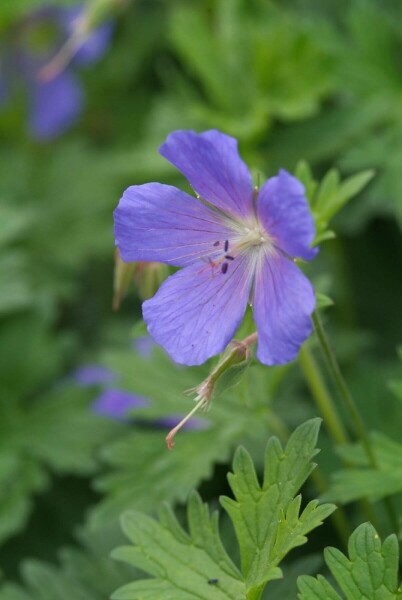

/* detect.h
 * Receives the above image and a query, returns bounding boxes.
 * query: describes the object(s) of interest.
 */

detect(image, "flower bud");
[166,339,252,449]
[113,249,136,310]
[135,261,169,301]
[113,251,169,309]
[192,340,252,407]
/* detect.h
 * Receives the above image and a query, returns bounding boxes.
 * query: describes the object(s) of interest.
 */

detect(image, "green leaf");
[0,454,48,545]
[295,160,318,203]
[220,419,335,597]
[0,204,32,248]
[322,432,402,505]
[0,381,118,545]
[0,252,34,316]
[113,492,246,600]
[0,524,134,600]
[168,5,234,112]
[317,169,375,223]
[316,293,334,310]
[314,169,341,211]
[91,427,240,530]
[298,523,401,599]
[112,420,335,600]
[0,204,36,316]
[296,163,375,246]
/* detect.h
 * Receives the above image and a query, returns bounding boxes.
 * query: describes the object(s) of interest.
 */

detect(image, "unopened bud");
[113,249,136,310]
[207,340,252,400]
[113,252,169,309]
[166,340,252,449]
[135,261,169,301]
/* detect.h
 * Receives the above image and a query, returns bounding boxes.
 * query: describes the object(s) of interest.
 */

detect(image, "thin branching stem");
[312,310,399,534]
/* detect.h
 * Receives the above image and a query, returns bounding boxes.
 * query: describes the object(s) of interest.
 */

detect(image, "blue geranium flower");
[0,4,113,140]
[73,355,208,429]
[72,364,117,386]
[92,388,150,422]
[114,130,318,366]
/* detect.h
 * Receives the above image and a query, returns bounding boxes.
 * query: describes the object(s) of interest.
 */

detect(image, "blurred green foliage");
[0,0,402,596]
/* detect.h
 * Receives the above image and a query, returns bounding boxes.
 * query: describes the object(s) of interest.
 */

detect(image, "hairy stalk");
[299,345,348,446]
[312,310,399,534]
[298,343,379,532]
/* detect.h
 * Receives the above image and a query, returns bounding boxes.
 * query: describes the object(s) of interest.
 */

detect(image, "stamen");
[225,255,234,260]
[221,263,228,274]
[224,240,229,252]
[213,241,220,247]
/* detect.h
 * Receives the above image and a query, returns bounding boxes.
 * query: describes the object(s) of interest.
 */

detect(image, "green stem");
[298,341,380,532]
[312,310,399,533]
[312,312,374,462]
[299,345,348,446]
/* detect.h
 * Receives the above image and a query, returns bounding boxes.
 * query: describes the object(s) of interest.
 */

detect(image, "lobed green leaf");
[221,419,335,596]
[298,523,401,599]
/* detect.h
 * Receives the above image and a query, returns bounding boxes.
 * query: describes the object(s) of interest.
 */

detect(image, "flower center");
[238,225,271,250]
[205,223,276,277]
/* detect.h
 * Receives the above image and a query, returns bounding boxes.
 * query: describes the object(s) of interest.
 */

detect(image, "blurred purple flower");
[90,382,210,430]
[93,389,149,422]
[73,364,117,386]
[132,336,154,359]
[0,4,113,140]
[0,65,8,106]
[114,130,317,367]
[56,5,114,66]
[152,414,210,431]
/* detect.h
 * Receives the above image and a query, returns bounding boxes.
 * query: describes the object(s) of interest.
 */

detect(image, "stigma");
[237,225,274,253]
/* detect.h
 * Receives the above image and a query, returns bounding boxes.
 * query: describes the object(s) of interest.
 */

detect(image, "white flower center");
[207,217,277,278]
[236,223,275,256]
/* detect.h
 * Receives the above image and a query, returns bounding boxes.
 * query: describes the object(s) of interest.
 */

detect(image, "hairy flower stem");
[299,345,348,446]
[312,310,399,533]
[166,332,256,450]
[299,342,379,532]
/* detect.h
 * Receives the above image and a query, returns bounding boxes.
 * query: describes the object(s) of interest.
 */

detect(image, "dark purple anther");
[221,262,228,274]
[224,240,229,252]
[225,255,234,260]
[213,241,220,247]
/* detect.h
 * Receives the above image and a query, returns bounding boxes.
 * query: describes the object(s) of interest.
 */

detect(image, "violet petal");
[114,183,234,267]
[253,253,316,365]
[142,254,253,365]
[159,130,254,221]
[257,169,318,261]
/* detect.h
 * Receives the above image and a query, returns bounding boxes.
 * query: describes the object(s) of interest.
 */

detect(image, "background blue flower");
[0,4,113,140]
